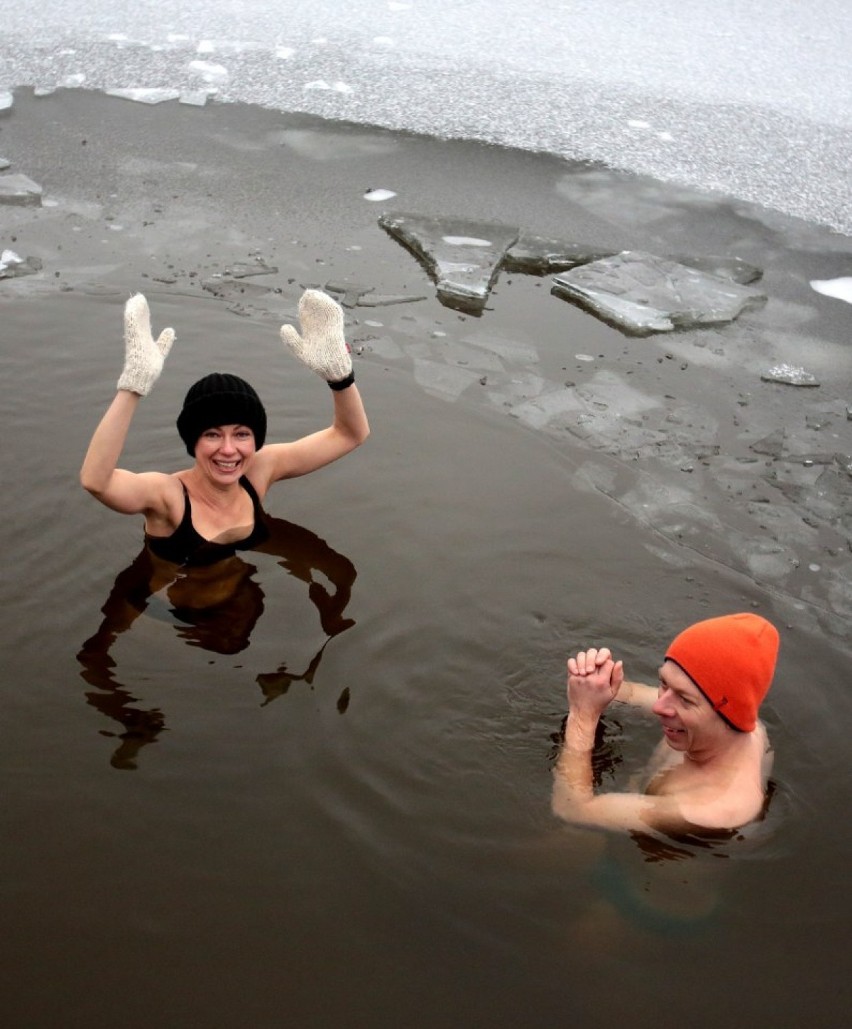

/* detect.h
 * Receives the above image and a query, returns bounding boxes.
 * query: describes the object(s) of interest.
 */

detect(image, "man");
[552,613,780,834]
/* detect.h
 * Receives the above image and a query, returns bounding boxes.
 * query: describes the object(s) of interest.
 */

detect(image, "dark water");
[2,284,851,1027]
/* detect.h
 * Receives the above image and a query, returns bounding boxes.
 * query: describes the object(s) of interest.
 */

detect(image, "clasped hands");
[567,646,624,720]
[118,289,352,396]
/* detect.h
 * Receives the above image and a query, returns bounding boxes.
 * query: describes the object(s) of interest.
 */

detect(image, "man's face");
[652,660,725,753]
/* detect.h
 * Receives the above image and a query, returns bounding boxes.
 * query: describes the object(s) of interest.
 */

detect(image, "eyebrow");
[657,667,694,699]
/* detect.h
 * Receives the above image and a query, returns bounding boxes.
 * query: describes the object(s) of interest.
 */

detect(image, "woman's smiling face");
[194,424,256,480]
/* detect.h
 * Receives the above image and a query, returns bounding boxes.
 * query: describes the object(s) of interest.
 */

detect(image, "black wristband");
[328,370,355,391]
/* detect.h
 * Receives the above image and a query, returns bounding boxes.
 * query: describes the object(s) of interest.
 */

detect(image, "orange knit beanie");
[665,613,779,731]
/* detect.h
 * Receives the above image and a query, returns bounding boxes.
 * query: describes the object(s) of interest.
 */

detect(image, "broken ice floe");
[0,249,42,279]
[667,254,762,285]
[551,251,767,335]
[503,232,614,274]
[107,86,212,107]
[187,60,229,85]
[304,80,353,94]
[379,211,519,314]
[0,174,43,207]
[760,364,820,387]
[106,88,181,105]
[378,212,766,331]
[364,188,396,202]
[0,159,10,171]
[810,277,852,304]
[0,91,13,112]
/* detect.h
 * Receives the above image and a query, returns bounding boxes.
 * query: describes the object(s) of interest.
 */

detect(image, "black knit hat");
[176,373,267,456]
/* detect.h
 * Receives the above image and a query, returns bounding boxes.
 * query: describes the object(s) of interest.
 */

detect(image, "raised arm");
[251,290,370,488]
[551,648,684,833]
[80,294,175,514]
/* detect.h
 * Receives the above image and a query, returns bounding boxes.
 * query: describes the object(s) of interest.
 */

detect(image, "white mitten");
[117,293,175,396]
[280,289,354,389]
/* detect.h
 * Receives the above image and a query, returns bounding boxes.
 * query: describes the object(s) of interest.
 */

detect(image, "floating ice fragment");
[304,80,353,93]
[0,249,42,278]
[105,33,129,41]
[0,173,43,207]
[179,91,212,107]
[552,251,766,335]
[275,47,295,59]
[379,211,518,315]
[0,91,14,111]
[575,354,595,362]
[760,364,820,387]
[107,88,180,104]
[443,236,492,247]
[627,119,651,129]
[504,232,614,274]
[60,74,86,87]
[657,131,674,141]
[810,277,852,304]
[364,188,397,202]
[187,61,229,84]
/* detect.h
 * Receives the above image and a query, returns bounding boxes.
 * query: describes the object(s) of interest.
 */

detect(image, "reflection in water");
[77,516,357,770]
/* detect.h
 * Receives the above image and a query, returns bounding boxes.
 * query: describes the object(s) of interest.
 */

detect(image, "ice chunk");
[0,250,43,279]
[810,277,852,304]
[668,254,763,285]
[304,80,353,93]
[760,364,820,387]
[0,174,43,207]
[0,158,10,171]
[551,251,767,336]
[364,188,396,202]
[0,91,13,112]
[179,91,212,107]
[503,231,614,274]
[187,61,229,84]
[379,211,519,315]
[106,88,181,104]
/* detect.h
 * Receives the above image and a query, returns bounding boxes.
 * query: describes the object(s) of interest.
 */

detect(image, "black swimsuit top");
[145,475,270,566]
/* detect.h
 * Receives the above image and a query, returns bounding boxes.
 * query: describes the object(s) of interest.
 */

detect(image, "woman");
[80,288,370,566]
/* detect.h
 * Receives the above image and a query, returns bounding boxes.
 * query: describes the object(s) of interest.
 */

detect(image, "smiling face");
[193,423,256,481]
[652,660,728,754]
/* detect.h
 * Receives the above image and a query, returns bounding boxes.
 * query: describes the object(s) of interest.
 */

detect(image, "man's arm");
[551,709,685,832]
[551,648,686,833]
[614,678,660,711]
